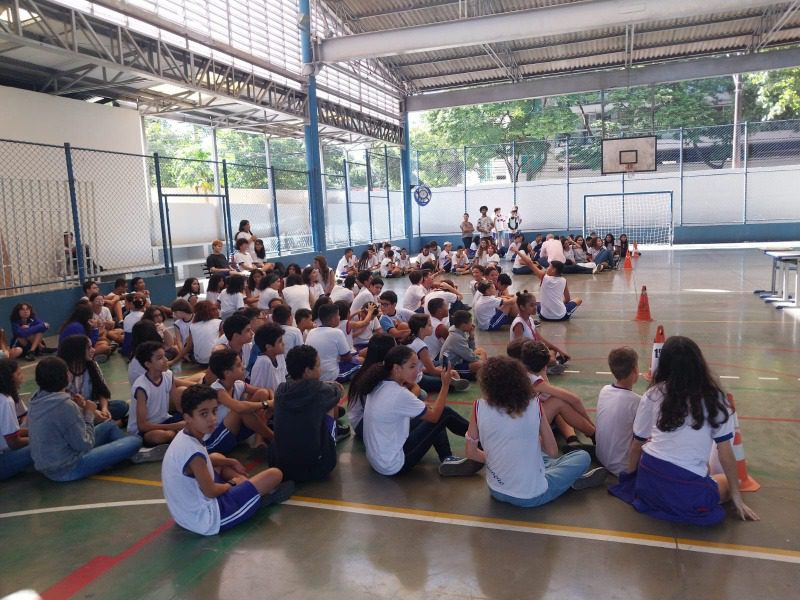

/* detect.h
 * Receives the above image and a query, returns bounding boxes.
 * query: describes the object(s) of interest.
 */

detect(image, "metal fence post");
[153,152,170,272]
[343,159,353,247]
[416,149,421,237]
[268,166,281,256]
[365,149,374,243]
[743,121,749,224]
[63,142,86,285]
[512,140,517,206]
[679,127,684,226]
[565,138,570,231]
[463,146,468,213]
[384,145,392,240]
[221,160,234,255]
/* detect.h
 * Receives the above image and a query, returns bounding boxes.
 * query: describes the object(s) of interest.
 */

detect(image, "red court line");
[42,518,174,600]
[446,399,800,423]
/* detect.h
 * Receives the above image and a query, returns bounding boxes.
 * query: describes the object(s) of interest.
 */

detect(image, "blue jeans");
[593,247,613,266]
[490,450,590,507]
[0,446,34,480]
[108,400,129,420]
[49,421,142,482]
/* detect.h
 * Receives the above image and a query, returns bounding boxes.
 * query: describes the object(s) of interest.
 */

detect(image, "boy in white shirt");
[351,276,384,315]
[305,304,361,383]
[532,260,583,321]
[452,246,471,274]
[233,238,256,272]
[397,248,411,274]
[438,242,453,272]
[493,207,508,249]
[270,305,304,352]
[595,347,641,476]
[336,248,357,278]
[402,271,427,312]
[161,384,291,536]
[473,281,518,331]
[380,250,401,278]
[416,245,436,271]
[329,275,356,304]
[249,323,288,393]
[377,291,414,340]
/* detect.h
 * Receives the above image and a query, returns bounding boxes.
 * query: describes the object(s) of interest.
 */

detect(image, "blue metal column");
[299,0,326,252]
[400,112,414,251]
[153,153,171,272]
[365,149,374,242]
[63,143,86,284]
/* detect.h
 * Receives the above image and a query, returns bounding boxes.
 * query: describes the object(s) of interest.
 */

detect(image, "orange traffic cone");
[634,285,653,321]
[623,250,633,270]
[709,394,761,492]
[644,324,665,382]
[633,241,641,257]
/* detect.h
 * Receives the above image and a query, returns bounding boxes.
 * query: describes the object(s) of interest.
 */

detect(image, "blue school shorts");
[205,422,254,454]
[487,309,510,331]
[217,479,262,532]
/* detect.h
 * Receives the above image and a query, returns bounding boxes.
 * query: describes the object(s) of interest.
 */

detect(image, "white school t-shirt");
[94,306,113,326]
[174,319,191,345]
[250,354,288,392]
[189,319,222,364]
[509,315,537,341]
[257,288,280,310]
[123,311,143,333]
[476,396,547,500]
[402,284,427,311]
[127,357,146,386]
[329,285,354,305]
[128,371,174,434]
[363,380,426,476]
[280,325,304,352]
[336,255,354,275]
[423,290,457,313]
[538,275,567,320]
[162,430,220,536]
[352,317,380,345]
[218,290,244,319]
[0,393,21,452]
[350,287,376,315]
[473,294,503,330]
[282,284,312,315]
[633,384,735,476]
[379,258,394,278]
[305,326,351,382]
[540,238,566,263]
[210,379,246,422]
[424,315,448,360]
[595,385,641,476]
[233,251,251,268]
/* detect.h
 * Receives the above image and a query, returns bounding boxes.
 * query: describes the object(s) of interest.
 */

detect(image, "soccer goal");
[583,191,674,246]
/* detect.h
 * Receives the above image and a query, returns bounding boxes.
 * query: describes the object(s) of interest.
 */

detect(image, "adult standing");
[459,213,475,250]
[476,206,494,240]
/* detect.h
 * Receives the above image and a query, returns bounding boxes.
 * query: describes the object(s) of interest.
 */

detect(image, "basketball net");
[625,163,636,179]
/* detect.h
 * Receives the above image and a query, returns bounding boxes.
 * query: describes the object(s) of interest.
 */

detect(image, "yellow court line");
[86,476,800,564]
[91,474,164,487]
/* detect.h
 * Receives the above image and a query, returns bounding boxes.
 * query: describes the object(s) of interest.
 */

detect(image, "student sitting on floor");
[207,348,275,450]
[595,347,641,477]
[128,342,187,462]
[270,345,345,482]
[346,334,396,438]
[9,302,53,360]
[439,310,487,380]
[516,341,596,454]
[0,358,33,480]
[401,270,427,312]
[510,291,570,374]
[162,384,292,536]
[268,304,302,353]
[295,308,315,340]
[329,275,356,305]
[305,304,361,383]
[211,313,255,376]
[249,323,288,393]
[377,291,413,340]
[336,248,357,278]
[530,260,583,321]
[464,356,606,508]
[351,345,481,478]
[28,357,141,481]
[473,281,518,331]
[609,336,759,525]
[452,246,471,275]
[404,313,469,393]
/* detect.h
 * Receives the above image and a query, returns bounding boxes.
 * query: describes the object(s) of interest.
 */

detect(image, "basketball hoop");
[624,163,636,179]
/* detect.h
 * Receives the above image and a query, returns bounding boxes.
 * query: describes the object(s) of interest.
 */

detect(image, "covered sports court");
[1,1,799,598]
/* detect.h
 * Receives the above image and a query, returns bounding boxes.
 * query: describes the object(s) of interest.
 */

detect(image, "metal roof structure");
[2,1,800,142]
[318,0,800,111]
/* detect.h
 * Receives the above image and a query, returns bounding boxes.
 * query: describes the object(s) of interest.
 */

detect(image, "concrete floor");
[2,247,799,599]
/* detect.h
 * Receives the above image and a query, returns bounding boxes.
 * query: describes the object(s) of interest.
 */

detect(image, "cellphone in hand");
[441,356,450,370]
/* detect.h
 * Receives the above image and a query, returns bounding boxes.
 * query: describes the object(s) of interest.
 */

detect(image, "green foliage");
[746,68,800,120]
[145,118,215,190]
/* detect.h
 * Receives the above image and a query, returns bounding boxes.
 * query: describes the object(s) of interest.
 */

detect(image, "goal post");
[583,191,674,246]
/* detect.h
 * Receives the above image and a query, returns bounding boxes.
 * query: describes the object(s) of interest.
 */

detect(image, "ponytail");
[516,289,535,307]
[348,345,414,409]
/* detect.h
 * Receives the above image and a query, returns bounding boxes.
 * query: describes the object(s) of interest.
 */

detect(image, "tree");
[144,118,215,190]
[745,68,800,120]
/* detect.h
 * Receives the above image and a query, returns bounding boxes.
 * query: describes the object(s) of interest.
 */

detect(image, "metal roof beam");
[405,46,800,111]
[320,0,781,63]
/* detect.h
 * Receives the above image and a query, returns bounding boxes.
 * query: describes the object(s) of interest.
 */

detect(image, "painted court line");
[3,485,796,566]
[720,375,740,379]
[595,371,612,375]
[285,497,800,565]
[758,377,780,381]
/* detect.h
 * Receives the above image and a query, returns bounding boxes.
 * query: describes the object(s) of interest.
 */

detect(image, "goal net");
[583,191,673,246]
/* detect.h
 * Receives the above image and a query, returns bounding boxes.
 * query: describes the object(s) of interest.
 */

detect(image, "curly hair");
[653,336,730,432]
[520,340,550,374]
[478,356,533,417]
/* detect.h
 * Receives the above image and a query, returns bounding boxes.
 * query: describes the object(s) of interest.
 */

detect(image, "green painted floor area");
[2,248,799,599]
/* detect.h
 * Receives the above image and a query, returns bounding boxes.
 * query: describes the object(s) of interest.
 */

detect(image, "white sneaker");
[130,444,169,464]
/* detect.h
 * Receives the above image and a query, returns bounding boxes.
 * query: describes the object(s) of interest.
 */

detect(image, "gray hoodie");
[440,325,478,364]
[28,389,95,479]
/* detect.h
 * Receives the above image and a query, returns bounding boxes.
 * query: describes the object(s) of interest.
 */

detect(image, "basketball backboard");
[601,136,657,175]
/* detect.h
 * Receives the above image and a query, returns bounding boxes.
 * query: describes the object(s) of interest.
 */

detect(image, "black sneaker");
[39,346,57,354]
[23,352,36,362]
[571,466,609,490]
[265,480,295,506]
[438,456,483,477]
[561,443,596,461]
[335,424,351,443]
